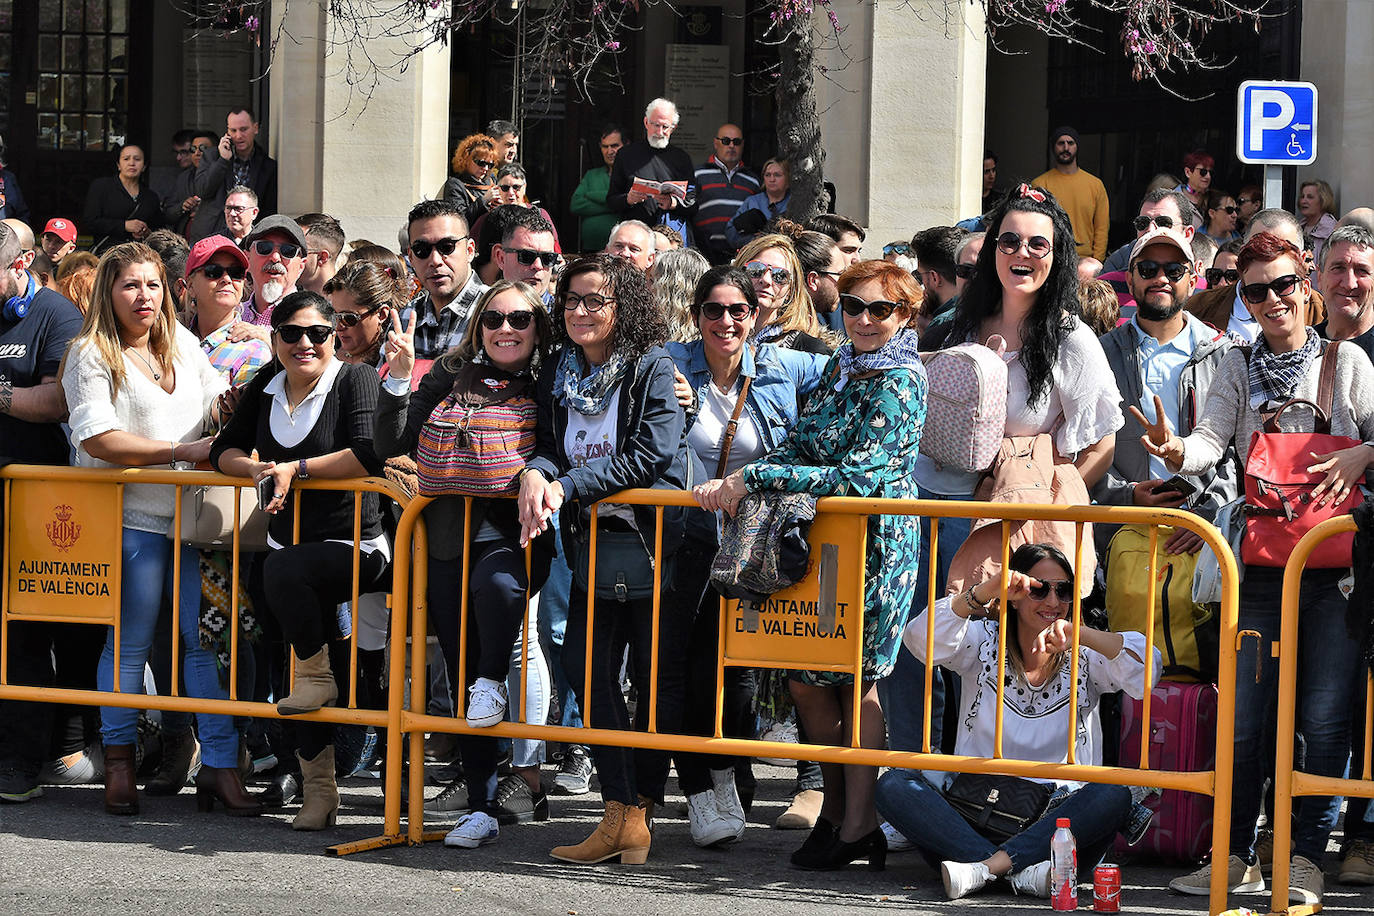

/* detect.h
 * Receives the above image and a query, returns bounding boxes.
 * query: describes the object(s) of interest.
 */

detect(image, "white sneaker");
[465,678,508,729]
[756,719,798,766]
[1010,859,1052,897]
[880,821,913,852]
[1169,854,1265,896]
[687,790,739,847]
[443,811,499,848]
[941,860,992,900]
[1288,854,1324,905]
[708,768,747,841]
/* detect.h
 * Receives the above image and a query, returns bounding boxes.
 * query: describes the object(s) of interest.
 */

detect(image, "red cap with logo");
[42,218,77,244]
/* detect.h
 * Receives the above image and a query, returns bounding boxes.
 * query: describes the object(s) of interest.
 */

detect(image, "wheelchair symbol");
[1286,132,1306,157]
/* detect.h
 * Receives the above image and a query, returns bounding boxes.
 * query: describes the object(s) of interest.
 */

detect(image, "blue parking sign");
[1236,80,1318,166]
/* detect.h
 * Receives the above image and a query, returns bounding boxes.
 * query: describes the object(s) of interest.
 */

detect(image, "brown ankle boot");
[145,729,199,796]
[550,800,651,864]
[293,746,339,831]
[103,744,138,815]
[277,647,338,716]
[194,765,263,817]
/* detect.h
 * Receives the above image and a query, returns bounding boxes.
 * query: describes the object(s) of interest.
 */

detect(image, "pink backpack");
[919,336,1008,472]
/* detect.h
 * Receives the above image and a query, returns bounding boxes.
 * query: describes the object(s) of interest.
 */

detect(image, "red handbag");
[1241,341,1360,568]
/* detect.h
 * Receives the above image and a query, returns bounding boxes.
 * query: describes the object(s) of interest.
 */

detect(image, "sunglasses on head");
[954,263,978,280]
[1027,579,1074,601]
[1134,260,1190,282]
[696,301,755,322]
[252,239,304,259]
[198,263,246,281]
[883,243,911,257]
[1132,215,1175,233]
[996,232,1052,259]
[479,309,535,331]
[716,136,743,146]
[744,261,790,285]
[274,324,334,345]
[839,293,900,321]
[509,248,557,267]
[410,236,468,260]
[336,305,383,328]
[563,291,615,312]
[1239,274,1302,305]
[1205,268,1239,287]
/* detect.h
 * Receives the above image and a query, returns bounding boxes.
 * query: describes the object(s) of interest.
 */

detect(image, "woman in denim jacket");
[665,266,827,848]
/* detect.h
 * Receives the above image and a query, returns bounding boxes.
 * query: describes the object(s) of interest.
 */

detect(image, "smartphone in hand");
[256,476,277,510]
[1155,474,1198,498]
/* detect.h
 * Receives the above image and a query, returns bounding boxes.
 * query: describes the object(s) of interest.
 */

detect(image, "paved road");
[3,763,1374,915]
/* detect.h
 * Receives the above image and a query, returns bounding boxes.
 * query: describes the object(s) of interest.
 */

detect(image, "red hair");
[837,260,923,315]
[1238,231,1308,279]
[1183,149,1214,171]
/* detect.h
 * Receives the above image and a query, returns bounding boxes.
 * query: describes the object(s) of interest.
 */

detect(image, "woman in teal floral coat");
[696,260,926,873]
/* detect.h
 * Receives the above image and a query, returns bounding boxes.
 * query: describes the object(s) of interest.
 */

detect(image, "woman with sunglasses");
[877,543,1157,901]
[518,254,696,865]
[1203,190,1241,245]
[732,234,831,355]
[324,259,411,369]
[376,280,557,848]
[695,260,927,871]
[439,133,500,228]
[665,265,828,847]
[211,291,388,831]
[1134,232,1374,905]
[726,158,791,251]
[59,242,252,817]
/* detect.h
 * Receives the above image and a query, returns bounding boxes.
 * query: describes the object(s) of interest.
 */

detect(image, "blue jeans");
[1230,565,1361,863]
[99,527,237,769]
[875,768,1132,872]
[878,503,972,754]
[536,520,581,729]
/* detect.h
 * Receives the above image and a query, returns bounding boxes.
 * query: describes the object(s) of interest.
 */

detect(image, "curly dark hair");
[552,254,666,362]
[944,185,1080,409]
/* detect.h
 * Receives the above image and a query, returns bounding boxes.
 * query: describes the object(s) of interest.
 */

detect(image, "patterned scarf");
[753,323,789,344]
[554,345,632,416]
[1248,326,1320,408]
[834,327,925,391]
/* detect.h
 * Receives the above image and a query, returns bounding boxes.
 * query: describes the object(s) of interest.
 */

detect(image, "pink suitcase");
[1114,681,1218,862]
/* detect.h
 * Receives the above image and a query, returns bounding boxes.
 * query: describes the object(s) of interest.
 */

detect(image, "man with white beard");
[235,215,307,342]
[607,97,696,228]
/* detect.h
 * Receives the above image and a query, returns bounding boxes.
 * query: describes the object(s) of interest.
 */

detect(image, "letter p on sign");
[1237,80,1318,166]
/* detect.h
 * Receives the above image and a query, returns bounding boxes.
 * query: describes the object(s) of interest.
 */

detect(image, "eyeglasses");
[1205,268,1239,287]
[716,136,743,146]
[174,147,192,157]
[508,248,558,267]
[192,143,213,153]
[409,236,469,260]
[695,301,755,322]
[497,183,525,193]
[1237,196,1259,205]
[1133,260,1191,282]
[252,239,304,259]
[882,243,911,257]
[474,159,496,170]
[839,293,901,321]
[996,232,1052,259]
[813,269,843,280]
[224,205,254,216]
[1239,274,1302,305]
[743,261,790,285]
[1132,215,1175,233]
[479,309,535,331]
[1194,167,1212,176]
[197,263,246,281]
[336,305,383,328]
[1216,206,1239,216]
[563,291,615,312]
[954,263,978,280]
[274,324,334,345]
[1027,579,1074,601]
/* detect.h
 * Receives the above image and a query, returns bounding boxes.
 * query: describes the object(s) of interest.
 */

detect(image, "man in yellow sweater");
[1033,126,1109,261]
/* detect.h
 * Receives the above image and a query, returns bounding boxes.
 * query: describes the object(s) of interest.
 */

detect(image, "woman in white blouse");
[59,242,256,818]
[875,543,1160,902]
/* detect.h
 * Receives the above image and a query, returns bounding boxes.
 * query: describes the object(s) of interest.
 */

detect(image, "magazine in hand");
[631,177,689,201]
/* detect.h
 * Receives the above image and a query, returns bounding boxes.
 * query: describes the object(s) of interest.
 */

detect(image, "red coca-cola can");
[1093,864,1121,912]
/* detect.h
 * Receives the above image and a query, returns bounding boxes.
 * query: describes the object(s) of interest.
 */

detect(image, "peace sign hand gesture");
[1127,394,1185,471]
[383,309,417,381]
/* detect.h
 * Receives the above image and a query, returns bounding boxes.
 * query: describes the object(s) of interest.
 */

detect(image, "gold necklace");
[127,346,161,381]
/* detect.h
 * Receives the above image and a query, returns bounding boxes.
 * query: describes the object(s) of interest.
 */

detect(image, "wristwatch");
[297,458,310,480]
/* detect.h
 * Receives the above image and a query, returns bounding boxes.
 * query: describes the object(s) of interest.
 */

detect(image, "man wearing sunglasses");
[1100,189,1198,276]
[236,215,309,340]
[493,208,559,300]
[691,124,759,265]
[1031,125,1109,261]
[401,198,486,362]
[1095,226,1236,556]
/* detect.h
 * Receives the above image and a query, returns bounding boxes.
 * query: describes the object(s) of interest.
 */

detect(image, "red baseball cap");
[186,234,251,275]
[42,218,77,244]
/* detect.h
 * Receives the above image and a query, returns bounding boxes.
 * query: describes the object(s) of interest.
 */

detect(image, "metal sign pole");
[1264,164,1284,210]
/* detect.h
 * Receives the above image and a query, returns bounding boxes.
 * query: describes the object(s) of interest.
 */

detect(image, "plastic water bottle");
[1050,817,1078,910]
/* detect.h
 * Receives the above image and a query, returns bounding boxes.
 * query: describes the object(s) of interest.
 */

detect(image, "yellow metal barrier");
[379,488,1241,915]
[1271,515,1363,916]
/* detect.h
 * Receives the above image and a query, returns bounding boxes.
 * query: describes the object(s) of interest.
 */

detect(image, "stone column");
[1299,0,1374,214]
[268,0,452,247]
